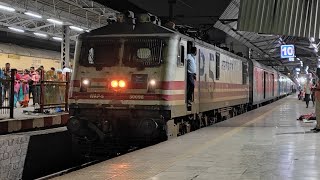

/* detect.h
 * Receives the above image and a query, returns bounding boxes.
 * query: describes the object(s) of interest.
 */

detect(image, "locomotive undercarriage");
[67,103,251,157]
[67,105,169,156]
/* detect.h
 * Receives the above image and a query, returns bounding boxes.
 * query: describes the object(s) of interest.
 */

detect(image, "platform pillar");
[61,25,70,69]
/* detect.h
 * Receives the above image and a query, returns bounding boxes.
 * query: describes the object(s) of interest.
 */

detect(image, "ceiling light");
[33,32,47,38]
[70,26,83,32]
[0,5,15,12]
[25,12,42,19]
[47,19,63,25]
[52,37,62,41]
[310,37,315,42]
[311,43,318,49]
[8,27,24,33]
[85,29,91,33]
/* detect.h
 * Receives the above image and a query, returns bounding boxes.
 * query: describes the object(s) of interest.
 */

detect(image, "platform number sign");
[281,45,295,59]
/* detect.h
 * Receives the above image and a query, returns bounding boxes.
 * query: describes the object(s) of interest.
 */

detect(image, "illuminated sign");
[281,45,295,58]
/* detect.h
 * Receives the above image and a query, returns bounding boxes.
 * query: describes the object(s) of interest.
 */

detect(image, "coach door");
[186,41,195,111]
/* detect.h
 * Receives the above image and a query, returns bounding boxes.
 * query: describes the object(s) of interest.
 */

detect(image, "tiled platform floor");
[56,95,320,180]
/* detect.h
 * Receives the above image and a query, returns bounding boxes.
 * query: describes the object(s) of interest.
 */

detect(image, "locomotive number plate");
[129,95,144,100]
[89,94,105,99]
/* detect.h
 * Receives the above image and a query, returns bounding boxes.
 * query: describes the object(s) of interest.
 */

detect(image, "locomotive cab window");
[81,39,121,67]
[216,53,220,80]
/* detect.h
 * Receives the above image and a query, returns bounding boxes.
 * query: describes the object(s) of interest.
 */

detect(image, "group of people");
[299,79,317,108]
[0,63,70,108]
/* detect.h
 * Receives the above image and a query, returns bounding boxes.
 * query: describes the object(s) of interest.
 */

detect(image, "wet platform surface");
[55,95,320,180]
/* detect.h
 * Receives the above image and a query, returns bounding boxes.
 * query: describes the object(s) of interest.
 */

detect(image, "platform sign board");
[281,45,295,58]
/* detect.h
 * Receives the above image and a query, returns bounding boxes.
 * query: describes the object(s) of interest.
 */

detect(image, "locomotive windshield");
[80,37,164,67]
[123,38,164,67]
[81,39,121,67]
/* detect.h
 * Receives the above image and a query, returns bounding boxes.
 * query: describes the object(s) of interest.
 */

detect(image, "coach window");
[216,52,220,80]
[178,45,185,66]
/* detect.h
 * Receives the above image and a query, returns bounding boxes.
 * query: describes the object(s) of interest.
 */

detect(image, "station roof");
[112,0,317,76]
[0,0,317,77]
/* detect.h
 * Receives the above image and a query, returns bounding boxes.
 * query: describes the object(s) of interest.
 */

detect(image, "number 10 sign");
[281,45,295,59]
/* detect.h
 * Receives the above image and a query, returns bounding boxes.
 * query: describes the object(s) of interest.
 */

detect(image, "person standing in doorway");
[304,79,312,108]
[187,47,197,106]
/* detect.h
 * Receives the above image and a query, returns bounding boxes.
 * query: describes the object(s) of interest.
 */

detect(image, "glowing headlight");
[111,80,118,88]
[82,79,90,85]
[149,79,156,86]
[119,80,126,88]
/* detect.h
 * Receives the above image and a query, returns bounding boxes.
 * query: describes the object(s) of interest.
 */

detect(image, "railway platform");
[0,106,68,134]
[55,95,320,180]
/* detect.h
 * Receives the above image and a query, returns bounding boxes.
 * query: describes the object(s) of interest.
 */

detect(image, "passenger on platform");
[2,63,11,105]
[0,68,5,106]
[304,79,312,108]
[12,69,22,108]
[62,65,72,76]
[57,70,65,103]
[20,69,31,107]
[30,67,40,106]
[187,47,197,106]
[45,67,57,104]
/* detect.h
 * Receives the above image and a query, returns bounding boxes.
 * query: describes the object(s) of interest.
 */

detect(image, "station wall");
[0,43,71,71]
[0,53,61,71]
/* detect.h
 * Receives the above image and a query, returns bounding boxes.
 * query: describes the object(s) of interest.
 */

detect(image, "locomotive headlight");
[149,79,156,86]
[82,79,90,86]
[119,80,126,88]
[111,80,118,88]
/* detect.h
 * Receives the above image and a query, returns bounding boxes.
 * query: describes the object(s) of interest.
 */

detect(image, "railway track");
[36,146,139,180]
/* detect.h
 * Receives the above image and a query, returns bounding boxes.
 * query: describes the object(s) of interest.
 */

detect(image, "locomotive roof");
[84,22,176,36]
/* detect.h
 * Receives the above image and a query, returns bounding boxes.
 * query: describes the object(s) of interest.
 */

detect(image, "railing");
[0,69,70,119]
[39,71,70,113]
[0,70,15,119]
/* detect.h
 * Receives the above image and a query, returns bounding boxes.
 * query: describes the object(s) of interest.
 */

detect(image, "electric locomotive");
[67,13,294,150]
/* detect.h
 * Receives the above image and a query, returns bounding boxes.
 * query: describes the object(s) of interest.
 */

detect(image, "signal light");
[119,80,126,88]
[111,80,118,88]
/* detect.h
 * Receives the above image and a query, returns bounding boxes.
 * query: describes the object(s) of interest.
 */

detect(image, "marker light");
[149,79,156,86]
[111,80,118,88]
[0,5,15,12]
[25,12,42,18]
[118,80,126,88]
[82,79,90,85]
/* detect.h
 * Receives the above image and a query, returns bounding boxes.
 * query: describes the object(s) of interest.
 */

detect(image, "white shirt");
[305,83,311,94]
[62,67,72,75]
[187,54,196,74]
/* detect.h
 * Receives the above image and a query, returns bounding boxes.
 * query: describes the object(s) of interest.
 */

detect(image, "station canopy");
[0,0,118,41]
[120,0,320,76]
